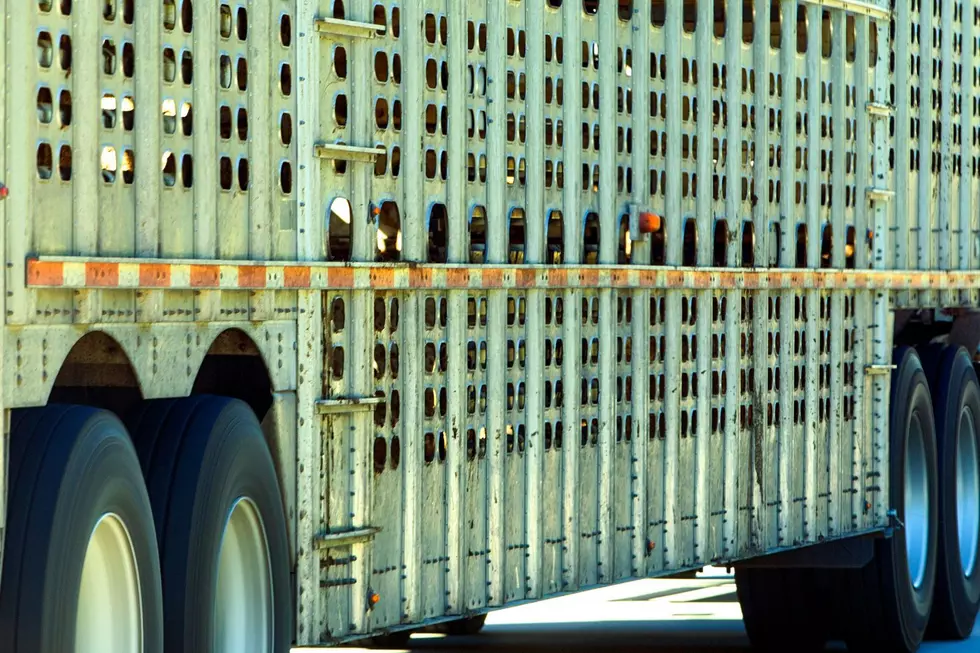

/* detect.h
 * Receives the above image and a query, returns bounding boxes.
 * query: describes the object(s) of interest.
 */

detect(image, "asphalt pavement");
[304,568,980,653]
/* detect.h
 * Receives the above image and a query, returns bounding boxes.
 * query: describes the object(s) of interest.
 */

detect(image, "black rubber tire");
[734,567,829,652]
[0,405,163,653]
[445,614,488,636]
[924,346,980,640]
[916,342,947,389]
[837,346,939,652]
[126,396,291,653]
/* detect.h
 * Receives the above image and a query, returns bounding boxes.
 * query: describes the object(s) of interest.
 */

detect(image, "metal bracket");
[314,527,382,550]
[314,17,386,39]
[886,508,905,532]
[316,397,385,415]
[314,143,385,164]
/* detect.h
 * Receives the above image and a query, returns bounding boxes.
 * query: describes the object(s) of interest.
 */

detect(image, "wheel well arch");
[43,322,289,436]
[191,328,274,422]
[48,330,143,418]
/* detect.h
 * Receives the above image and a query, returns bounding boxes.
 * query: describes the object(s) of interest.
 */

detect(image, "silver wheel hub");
[75,514,143,653]
[956,407,979,578]
[905,413,930,590]
[215,498,273,653]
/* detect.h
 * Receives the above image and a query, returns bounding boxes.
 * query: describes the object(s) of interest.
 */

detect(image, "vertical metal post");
[524,0,546,599]
[693,0,714,563]
[960,0,977,305]
[917,0,934,308]
[72,0,99,257]
[779,0,800,546]
[400,0,424,620]
[294,0,322,643]
[348,0,377,630]
[893,0,911,303]
[723,0,745,557]
[445,0,469,616]
[596,0,617,581]
[193,0,217,259]
[6,1,34,326]
[806,5,821,270]
[851,14,871,533]
[249,2,273,261]
[630,0,651,574]
[938,0,952,280]
[829,9,847,537]
[135,2,162,258]
[661,0,684,571]
[872,8,895,527]
[485,0,507,605]
[560,0,582,590]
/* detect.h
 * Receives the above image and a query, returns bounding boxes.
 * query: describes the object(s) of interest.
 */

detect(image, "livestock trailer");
[0,0,978,652]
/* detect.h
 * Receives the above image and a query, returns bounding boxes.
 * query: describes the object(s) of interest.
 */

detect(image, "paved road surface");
[302,568,980,652]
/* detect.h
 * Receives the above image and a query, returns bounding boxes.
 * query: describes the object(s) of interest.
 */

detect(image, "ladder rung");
[865,364,897,376]
[866,102,894,117]
[314,17,386,39]
[314,143,385,163]
[798,0,891,21]
[314,527,381,550]
[316,397,385,415]
[866,187,895,202]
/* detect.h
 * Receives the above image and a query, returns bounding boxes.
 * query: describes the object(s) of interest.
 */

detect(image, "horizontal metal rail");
[26,257,980,293]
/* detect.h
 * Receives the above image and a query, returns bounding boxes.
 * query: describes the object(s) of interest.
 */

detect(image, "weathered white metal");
[10,0,980,647]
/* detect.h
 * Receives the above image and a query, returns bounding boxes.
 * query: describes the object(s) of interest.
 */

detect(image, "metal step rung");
[314,143,385,164]
[866,187,895,202]
[316,397,385,415]
[865,364,897,376]
[866,102,894,117]
[798,0,891,20]
[314,527,381,550]
[314,17,386,39]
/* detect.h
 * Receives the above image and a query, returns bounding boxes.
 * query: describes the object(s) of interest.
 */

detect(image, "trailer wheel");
[0,405,163,653]
[127,396,291,653]
[734,567,828,651]
[840,346,939,652]
[924,346,980,640]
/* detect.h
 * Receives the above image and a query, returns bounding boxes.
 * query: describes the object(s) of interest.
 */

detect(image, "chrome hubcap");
[956,407,979,578]
[75,514,143,653]
[215,498,273,653]
[905,413,930,590]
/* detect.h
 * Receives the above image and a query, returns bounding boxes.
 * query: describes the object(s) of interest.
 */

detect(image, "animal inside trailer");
[0,1,979,653]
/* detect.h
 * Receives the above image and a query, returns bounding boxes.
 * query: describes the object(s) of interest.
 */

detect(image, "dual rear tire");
[738,345,980,652]
[922,345,980,640]
[0,397,291,653]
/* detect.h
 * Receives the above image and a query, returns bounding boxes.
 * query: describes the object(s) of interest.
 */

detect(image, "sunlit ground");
[296,566,980,652]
